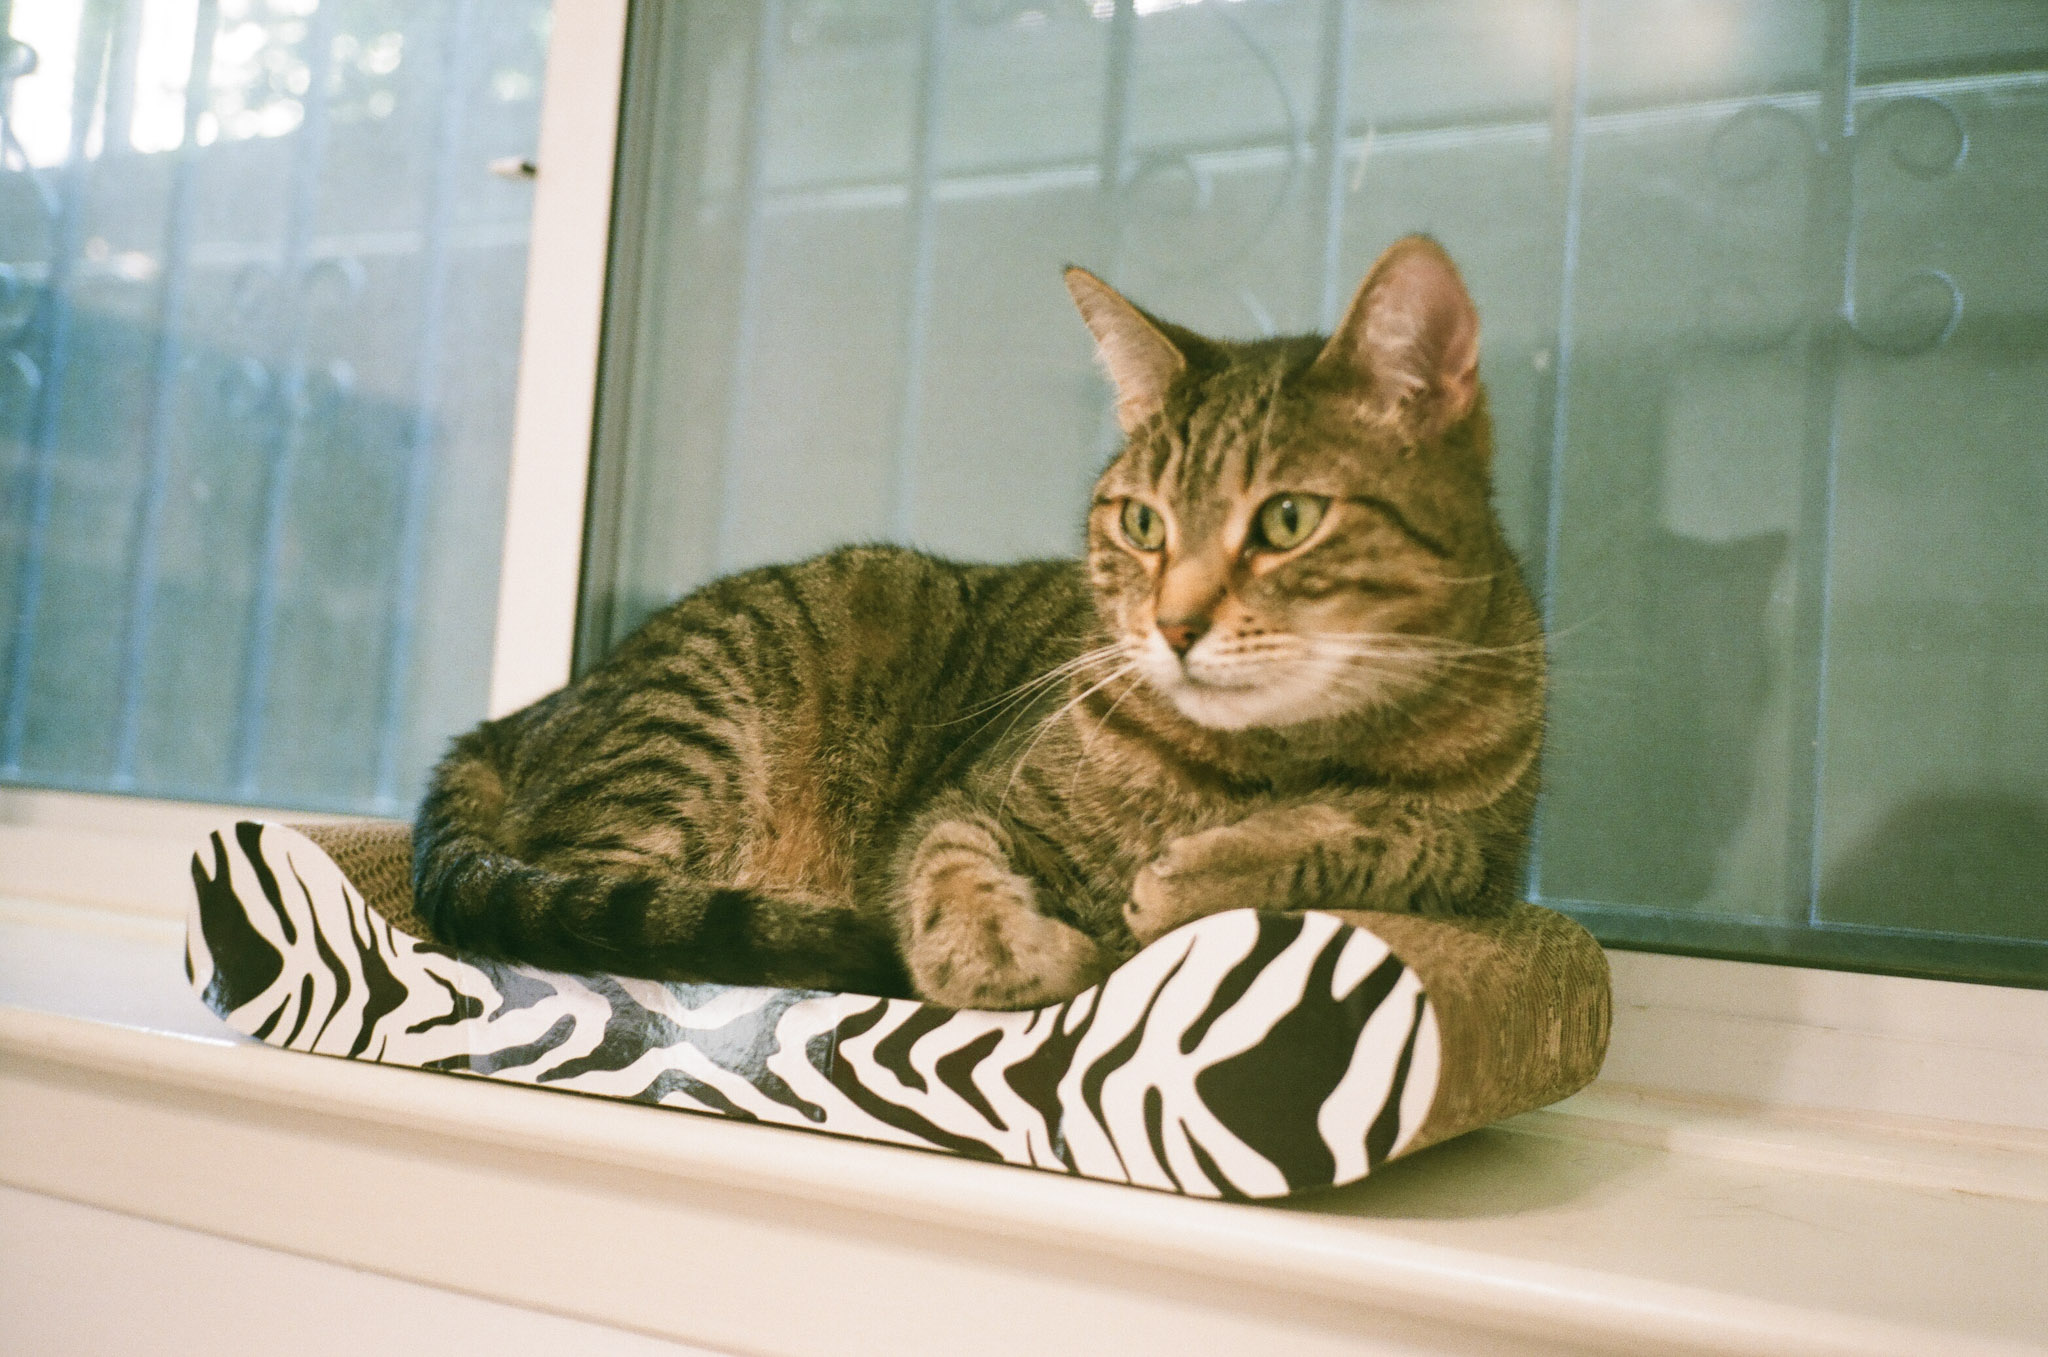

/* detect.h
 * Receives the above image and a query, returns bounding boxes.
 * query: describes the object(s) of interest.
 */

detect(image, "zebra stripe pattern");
[187,821,1443,1200]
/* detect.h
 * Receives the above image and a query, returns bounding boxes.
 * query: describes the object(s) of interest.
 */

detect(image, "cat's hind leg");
[897,806,1111,1010]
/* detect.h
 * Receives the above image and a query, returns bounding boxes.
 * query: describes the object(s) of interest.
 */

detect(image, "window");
[0,0,552,815]
[585,0,2047,987]
[5,0,2042,989]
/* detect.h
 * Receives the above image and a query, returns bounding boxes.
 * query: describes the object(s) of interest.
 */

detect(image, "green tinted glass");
[588,0,2048,986]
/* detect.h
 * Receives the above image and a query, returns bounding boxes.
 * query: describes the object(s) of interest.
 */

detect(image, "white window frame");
[486,0,630,720]
[1,0,2042,1145]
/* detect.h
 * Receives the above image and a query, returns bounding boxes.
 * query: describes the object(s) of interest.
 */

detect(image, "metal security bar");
[1308,0,1352,330]
[1,0,112,778]
[710,0,785,573]
[1519,0,1590,905]
[111,0,219,789]
[373,0,478,812]
[230,0,338,798]
[886,0,949,539]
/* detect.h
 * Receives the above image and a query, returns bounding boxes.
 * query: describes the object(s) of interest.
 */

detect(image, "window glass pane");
[0,0,552,814]
[1816,74,2048,939]
[592,0,2047,985]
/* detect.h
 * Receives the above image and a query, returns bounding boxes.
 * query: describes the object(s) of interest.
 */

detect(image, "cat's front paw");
[917,905,1114,1010]
[904,835,1116,1010]
[1126,861,1188,945]
[1126,831,1266,945]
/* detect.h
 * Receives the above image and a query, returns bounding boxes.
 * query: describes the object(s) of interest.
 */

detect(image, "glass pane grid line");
[693,68,2048,219]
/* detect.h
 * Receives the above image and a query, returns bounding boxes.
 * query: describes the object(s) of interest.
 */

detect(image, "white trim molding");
[5,896,2048,1356]
[4,994,2045,1357]
[1603,949,2048,1132]
[2,1187,730,1357]
[487,0,631,718]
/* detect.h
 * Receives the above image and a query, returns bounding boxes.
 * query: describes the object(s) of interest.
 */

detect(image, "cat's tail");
[410,721,907,995]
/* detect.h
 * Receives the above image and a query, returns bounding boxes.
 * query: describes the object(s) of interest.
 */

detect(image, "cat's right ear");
[1065,267,1185,434]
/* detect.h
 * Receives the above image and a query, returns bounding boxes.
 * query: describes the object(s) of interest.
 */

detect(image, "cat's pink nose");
[1157,617,1208,658]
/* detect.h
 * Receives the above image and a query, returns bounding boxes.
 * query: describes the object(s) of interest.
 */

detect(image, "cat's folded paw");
[1125,861,1185,945]
[1004,911,1116,1006]
[1127,835,1259,945]
[908,856,1116,1011]
[918,908,1113,1011]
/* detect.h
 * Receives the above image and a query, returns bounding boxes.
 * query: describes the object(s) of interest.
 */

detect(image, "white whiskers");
[927,641,1128,745]
[997,656,1141,817]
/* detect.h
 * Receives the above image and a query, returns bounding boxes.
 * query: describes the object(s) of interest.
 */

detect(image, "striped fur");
[414,237,1544,1008]
[194,822,1442,1200]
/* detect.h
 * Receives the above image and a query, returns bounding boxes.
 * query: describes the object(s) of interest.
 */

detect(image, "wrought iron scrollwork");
[217,251,366,425]
[1861,93,1967,180]
[0,35,32,78]
[0,263,38,415]
[0,36,51,424]
[1106,4,1303,334]
[1843,94,1966,356]
[1850,265,1962,357]
[1706,100,1812,190]
[1703,88,1969,359]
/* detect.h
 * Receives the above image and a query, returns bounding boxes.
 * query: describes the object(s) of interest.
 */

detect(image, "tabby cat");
[413,236,1545,1010]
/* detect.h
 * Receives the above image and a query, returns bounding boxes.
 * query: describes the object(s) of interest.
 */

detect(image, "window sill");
[4,895,2045,1356]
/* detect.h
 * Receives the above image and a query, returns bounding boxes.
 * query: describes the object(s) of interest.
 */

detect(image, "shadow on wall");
[1533,337,1794,912]
[1819,792,2048,939]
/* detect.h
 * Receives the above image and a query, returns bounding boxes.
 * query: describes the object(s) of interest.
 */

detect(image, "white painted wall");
[0,1187,730,1357]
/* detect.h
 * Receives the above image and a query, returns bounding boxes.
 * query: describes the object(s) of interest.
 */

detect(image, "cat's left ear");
[1311,236,1480,436]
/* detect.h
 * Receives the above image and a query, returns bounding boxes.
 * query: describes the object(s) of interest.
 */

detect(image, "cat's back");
[608,544,1087,699]
[485,545,1097,880]
[551,545,1099,787]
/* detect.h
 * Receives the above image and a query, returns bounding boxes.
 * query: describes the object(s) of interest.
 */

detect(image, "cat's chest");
[1063,751,1272,864]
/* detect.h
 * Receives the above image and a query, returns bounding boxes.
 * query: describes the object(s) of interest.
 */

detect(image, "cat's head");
[1069,236,1508,731]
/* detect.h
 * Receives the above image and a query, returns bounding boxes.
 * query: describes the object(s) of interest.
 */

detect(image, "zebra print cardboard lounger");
[186,820,1610,1201]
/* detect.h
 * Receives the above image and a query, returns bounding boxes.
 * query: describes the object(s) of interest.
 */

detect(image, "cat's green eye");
[1120,499,1166,551]
[1254,493,1328,551]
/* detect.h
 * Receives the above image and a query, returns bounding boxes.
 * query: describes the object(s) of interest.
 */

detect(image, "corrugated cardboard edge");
[297,820,428,935]
[1324,905,1611,1154]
